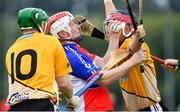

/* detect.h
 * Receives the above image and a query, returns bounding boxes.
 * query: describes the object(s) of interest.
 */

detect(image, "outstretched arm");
[95,31,120,68]
[75,48,146,96]
[97,48,146,86]
[104,0,116,16]
[95,0,121,68]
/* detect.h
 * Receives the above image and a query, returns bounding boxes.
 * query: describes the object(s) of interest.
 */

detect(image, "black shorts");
[9,99,54,111]
[139,101,169,111]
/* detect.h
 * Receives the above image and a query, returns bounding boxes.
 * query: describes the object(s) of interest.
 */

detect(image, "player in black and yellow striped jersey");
[104,3,169,110]
[5,7,79,111]
[120,38,164,110]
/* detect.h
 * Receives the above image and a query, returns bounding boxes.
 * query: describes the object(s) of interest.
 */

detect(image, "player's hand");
[161,59,179,72]
[104,0,113,4]
[105,20,123,42]
[108,20,122,32]
[130,48,146,66]
[66,96,80,110]
[134,25,146,39]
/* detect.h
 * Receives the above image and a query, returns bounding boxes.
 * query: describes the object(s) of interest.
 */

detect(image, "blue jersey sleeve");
[63,44,99,81]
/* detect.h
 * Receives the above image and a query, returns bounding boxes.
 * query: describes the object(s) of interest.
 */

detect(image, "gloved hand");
[108,20,134,38]
[108,20,122,32]
[66,96,80,110]
[75,15,105,39]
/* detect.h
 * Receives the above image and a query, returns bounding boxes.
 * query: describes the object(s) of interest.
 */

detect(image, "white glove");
[66,96,80,109]
[109,20,122,32]
[108,20,134,37]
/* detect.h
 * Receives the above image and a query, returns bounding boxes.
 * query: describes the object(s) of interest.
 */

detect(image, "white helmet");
[47,11,81,40]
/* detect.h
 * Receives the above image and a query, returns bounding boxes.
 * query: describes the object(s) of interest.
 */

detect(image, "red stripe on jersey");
[75,45,96,60]
[86,70,100,82]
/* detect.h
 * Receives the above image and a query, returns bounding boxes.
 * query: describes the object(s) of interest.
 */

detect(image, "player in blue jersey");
[47,11,146,111]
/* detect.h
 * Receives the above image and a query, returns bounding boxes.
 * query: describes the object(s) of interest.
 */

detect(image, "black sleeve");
[178,59,180,69]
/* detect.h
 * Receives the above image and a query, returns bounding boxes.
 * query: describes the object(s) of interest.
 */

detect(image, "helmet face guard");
[104,10,135,38]
[50,15,73,39]
[47,11,82,41]
[18,7,48,33]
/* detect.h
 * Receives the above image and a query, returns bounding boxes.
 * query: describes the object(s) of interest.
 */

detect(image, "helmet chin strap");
[43,21,48,34]
[121,22,134,38]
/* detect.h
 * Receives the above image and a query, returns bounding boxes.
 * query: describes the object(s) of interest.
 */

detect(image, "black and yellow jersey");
[5,33,72,106]
[119,38,161,110]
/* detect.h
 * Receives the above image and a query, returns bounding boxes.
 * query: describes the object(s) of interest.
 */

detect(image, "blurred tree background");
[0,0,180,111]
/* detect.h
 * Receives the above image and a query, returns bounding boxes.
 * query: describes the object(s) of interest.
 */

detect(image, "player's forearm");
[128,35,141,53]
[59,85,73,100]
[56,76,73,100]
[98,59,134,86]
[102,36,120,65]
[104,0,116,16]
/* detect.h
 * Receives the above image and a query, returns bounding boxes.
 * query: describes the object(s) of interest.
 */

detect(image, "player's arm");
[95,33,120,68]
[95,20,123,68]
[94,0,120,68]
[127,26,146,53]
[54,38,79,108]
[104,0,116,16]
[164,59,179,67]
[162,59,179,72]
[54,42,73,101]
[55,75,80,109]
[97,48,146,86]
[55,75,73,100]
[54,38,73,98]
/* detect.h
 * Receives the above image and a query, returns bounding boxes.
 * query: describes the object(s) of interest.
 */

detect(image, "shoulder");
[38,34,61,47]
[44,34,59,42]
[63,45,77,58]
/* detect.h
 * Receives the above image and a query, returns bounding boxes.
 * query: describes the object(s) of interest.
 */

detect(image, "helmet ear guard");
[121,22,134,37]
